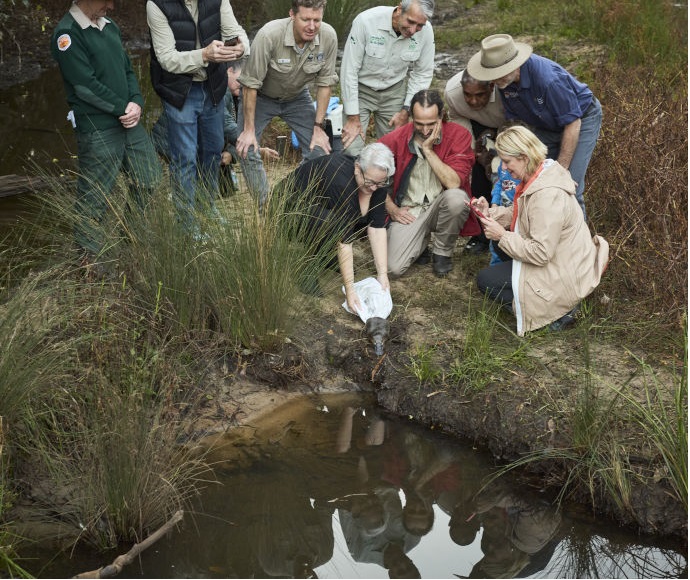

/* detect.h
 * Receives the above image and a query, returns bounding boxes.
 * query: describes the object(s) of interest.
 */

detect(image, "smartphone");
[224,36,239,47]
[465,200,487,220]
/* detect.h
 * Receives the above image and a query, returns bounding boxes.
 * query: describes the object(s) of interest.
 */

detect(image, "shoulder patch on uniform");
[57,34,72,51]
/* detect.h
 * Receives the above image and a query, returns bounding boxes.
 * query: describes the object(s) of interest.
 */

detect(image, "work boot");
[415,247,431,265]
[465,235,490,255]
[432,253,453,277]
[549,303,581,331]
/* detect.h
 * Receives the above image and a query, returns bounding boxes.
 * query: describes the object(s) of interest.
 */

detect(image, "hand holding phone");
[465,200,487,220]
[224,36,239,47]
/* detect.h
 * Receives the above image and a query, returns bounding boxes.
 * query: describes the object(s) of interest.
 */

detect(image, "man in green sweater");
[52,0,161,261]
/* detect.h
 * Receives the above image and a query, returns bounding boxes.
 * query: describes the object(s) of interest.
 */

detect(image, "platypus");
[365,316,390,356]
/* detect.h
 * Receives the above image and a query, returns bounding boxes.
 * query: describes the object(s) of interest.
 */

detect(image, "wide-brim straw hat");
[467,34,532,81]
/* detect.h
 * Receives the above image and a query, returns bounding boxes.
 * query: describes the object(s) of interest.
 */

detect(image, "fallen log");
[0,174,50,198]
[72,510,184,579]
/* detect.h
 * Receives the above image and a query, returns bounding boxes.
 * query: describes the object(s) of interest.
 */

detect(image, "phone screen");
[466,201,486,220]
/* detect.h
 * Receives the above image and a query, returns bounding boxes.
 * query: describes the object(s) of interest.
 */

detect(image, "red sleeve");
[441,122,475,194]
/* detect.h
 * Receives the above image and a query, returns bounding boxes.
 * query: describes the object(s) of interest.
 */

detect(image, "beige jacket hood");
[494,161,609,336]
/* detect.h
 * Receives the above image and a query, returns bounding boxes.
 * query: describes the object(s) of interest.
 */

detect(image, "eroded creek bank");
[186,271,686,544]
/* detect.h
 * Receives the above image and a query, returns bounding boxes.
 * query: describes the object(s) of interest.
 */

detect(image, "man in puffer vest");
[147,0,249,233]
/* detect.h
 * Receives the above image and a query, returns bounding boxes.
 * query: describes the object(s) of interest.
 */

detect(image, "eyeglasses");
[362,175,391,188]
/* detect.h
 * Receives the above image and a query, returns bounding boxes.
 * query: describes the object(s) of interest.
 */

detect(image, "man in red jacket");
[379,89,479,277]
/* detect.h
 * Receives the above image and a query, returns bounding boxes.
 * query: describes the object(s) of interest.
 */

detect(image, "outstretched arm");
[338,242,360,314]
[236,87,259,158]
[367,226,389,292]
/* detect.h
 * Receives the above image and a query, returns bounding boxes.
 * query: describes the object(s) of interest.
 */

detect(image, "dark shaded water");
[21,394,686,579]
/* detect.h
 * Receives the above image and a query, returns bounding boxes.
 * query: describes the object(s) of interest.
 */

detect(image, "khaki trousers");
[387,188,470,277]
[344,79,407,156]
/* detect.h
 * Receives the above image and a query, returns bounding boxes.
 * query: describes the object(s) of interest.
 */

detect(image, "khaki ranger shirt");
[240,17,338,101]
[444,69,506,147]
[340,5,434,116]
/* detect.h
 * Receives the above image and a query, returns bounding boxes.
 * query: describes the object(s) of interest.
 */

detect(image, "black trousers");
[477,260,514,305]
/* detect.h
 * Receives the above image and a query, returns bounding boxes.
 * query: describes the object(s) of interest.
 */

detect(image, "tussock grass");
[617,349,688,512]
[0,151,354,555]
[487,326,687,523]
[446,298,527,392]
[0,265,84,424]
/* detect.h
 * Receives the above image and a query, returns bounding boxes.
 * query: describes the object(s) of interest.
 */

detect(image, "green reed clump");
[119,173,348,350]
[616,349,688,512]
[0,265,83,425]
[16,285,214,550]
[447,299,527,392]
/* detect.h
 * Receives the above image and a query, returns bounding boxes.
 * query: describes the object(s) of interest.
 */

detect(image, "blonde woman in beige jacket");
[472,125,608,336]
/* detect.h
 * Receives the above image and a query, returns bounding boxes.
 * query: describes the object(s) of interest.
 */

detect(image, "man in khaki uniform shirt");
[340,0,435,156]
[236,0,338,205]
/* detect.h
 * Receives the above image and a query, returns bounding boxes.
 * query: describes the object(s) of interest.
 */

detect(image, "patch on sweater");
[57,34,72,51]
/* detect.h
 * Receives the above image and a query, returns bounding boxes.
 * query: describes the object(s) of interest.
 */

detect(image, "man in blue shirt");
[467,34,602,217]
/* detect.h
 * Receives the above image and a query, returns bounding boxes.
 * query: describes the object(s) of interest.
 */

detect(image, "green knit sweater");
[51,12,144,133]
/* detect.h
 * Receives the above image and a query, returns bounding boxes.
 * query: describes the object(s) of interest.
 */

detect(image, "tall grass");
[0,264,83,424]
[117,177,348,350]
[0,264,216,550]
[447,298,528,392]
[617,349,688,512]
[0,417,31,579]
[490,327,687,524]
[0,157,353,553]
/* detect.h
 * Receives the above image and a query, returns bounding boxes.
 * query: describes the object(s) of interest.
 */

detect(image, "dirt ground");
[2,0,685,543]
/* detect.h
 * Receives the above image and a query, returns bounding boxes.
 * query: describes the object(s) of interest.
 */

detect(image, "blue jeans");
[164,83,225,228]
[534,97,602,220]
[237,88,327,206]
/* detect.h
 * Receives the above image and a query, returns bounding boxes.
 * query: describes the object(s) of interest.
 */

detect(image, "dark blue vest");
[150,0,227,109]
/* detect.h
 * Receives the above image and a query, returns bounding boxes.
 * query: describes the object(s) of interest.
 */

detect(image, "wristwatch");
[314,119,327,130]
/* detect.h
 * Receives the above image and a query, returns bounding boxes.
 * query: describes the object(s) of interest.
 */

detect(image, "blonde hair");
[495,125,547,176]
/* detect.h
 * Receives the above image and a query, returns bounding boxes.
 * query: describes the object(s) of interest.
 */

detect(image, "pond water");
[21,393,686,579]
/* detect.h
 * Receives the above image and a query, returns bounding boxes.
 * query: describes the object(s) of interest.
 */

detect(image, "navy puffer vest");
[150,0,227,109]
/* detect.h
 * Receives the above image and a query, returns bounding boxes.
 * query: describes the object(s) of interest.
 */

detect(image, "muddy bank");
[180,263,686,543]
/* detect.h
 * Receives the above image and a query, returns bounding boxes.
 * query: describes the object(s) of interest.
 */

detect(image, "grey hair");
[358,143,395,178]
[401,0,435,20]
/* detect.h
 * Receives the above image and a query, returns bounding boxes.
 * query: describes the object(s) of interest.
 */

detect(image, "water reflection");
[0,66,78,176]
[22,394,687,578]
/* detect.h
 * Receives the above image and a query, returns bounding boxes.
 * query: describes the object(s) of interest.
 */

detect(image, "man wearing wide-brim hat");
[467,34,602,219]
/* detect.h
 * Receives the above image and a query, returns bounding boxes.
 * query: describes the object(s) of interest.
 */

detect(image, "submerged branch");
[72,510,184,579]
